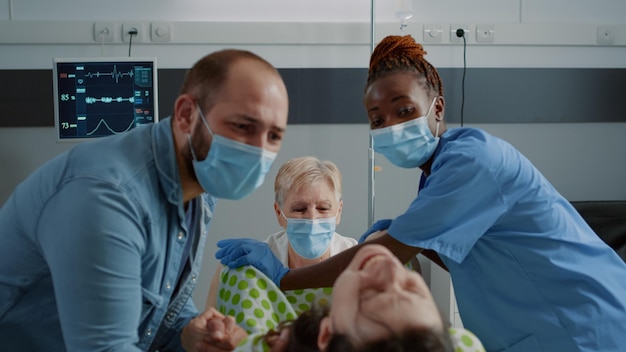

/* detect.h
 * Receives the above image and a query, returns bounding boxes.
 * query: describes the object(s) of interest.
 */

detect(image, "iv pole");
[368,0,376,227]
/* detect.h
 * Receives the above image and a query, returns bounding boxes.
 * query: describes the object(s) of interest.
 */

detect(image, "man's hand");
[181,308,247,352]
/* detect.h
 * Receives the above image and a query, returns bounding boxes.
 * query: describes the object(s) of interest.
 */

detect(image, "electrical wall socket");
[597,26,615,45]
[94,22,115,42]
[450,24,469,43]
[423,24,443,43]
[151,22,172,42]
[123,22,144,43]
[476,24,495,43]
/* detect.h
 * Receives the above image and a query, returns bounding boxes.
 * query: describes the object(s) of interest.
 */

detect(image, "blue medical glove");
[358,218,392,244]
[215,238,289,287]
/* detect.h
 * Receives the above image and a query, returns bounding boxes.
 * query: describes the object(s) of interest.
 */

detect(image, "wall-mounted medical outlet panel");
[122,22,145,43]
[94,22,115,43]
[597,26,615,45]
[151,22,172,42]
[476,24,495,43]
[423,24,443,43]
[450,24,469,44]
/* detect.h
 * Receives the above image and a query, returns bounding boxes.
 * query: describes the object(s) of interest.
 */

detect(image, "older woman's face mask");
[279,181,341,260]
[281,212,336,259]
[318,245,444,349]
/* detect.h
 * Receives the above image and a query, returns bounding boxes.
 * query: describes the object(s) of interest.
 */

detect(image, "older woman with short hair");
[206,156,356,308]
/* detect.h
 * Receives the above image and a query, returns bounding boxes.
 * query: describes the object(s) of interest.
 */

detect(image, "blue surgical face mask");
[282,211,336,259]
[370,97,439,168]
[189,105,277,200]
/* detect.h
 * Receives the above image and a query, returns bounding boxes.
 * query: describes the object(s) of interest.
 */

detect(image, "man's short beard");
[182,140,198,184]
[185,122,211,184]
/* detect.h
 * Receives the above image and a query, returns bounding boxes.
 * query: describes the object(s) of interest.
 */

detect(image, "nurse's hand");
[358,218,392,244]
[216,238,290,287]
[181,307,247,352]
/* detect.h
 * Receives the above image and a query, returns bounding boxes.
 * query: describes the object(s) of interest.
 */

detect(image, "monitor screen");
[52,57,159,142]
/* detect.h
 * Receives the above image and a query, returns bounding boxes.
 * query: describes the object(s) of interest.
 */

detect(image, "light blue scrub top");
[387,128,626,352]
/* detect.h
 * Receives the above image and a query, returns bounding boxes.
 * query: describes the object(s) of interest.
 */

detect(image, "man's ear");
[317,316,332,351]
[173,94,196,134]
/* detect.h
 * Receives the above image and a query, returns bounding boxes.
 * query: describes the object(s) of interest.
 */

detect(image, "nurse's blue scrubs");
[387,128,626,352]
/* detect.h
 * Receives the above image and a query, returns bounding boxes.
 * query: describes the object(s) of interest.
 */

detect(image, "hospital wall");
[1,0,625,315]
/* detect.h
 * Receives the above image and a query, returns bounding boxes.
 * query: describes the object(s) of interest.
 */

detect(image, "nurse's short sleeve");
[388,142,507,264]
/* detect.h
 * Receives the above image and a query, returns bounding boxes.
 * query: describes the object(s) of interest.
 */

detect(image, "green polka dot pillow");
[449,327,486,352]
[216,266,333,336]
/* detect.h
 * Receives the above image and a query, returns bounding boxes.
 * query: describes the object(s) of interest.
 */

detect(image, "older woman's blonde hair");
[274,156,342,207]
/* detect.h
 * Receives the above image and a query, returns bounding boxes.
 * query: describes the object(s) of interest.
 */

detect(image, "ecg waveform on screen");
[56,60,157,140]
[86,118,135,136]
[85,96,135,104]
[83,65,134,84]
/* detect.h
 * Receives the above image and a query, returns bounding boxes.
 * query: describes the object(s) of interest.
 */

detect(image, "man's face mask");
[189,104,276,200]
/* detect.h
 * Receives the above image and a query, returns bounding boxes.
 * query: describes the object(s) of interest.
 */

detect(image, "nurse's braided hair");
[367,35,443,97]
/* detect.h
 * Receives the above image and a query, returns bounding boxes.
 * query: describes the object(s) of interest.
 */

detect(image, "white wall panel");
[394,0,520,23]
[6,0,372,22]
[5,0,625,25]
[523,0,626,24]
[0,1,10,20]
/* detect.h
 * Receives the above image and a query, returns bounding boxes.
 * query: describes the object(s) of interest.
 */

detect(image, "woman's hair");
[262,304,328,352]
[179,49,278,112]
[266,304,454,352]
[366,35,443,98]
[274,156,342,207]
[325,329,454,352]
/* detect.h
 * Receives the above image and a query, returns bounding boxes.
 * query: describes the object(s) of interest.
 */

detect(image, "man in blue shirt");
[0,49,288,351]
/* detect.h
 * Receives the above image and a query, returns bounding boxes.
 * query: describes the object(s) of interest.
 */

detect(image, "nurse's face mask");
[188,104,277,200]
[281,210,337,260]
[370,97,439,168]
